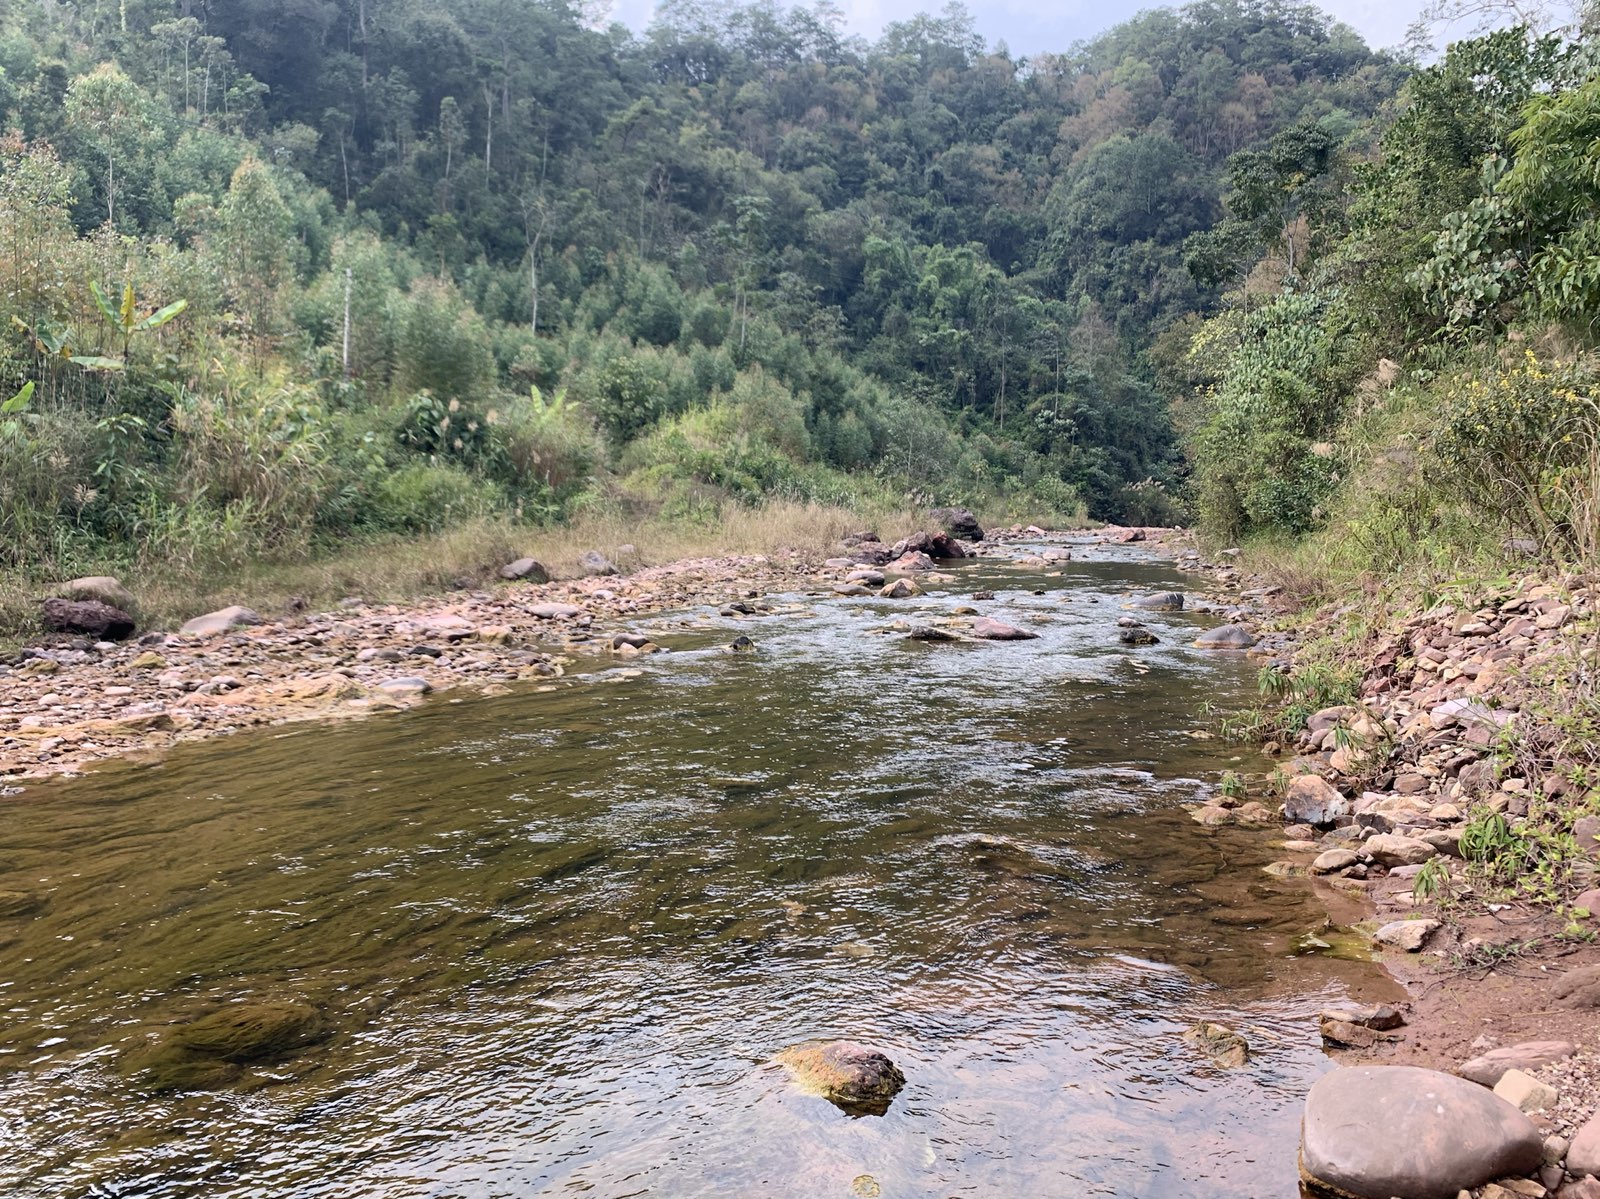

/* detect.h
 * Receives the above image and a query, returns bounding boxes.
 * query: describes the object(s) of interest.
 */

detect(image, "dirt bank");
[1177,545,1600,1195]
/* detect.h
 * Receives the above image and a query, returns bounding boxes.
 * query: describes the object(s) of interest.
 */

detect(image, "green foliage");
[1430,352,1600,560]
[1191,292,1350,538]
[1500,75,1600,332]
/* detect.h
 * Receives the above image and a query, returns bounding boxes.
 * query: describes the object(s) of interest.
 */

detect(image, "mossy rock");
[774,1040,906,1117]
[170,1000,325,1061]
[120,1000,328,1092]
[0,889,43,918]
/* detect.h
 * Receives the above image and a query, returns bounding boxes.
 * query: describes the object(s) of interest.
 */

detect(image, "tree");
[64,63,161,227]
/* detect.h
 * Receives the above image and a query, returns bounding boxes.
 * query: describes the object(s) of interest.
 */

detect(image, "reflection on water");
[0,546,1387,1197]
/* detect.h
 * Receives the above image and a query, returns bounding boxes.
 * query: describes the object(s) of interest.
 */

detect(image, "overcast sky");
[608,0,1430,58]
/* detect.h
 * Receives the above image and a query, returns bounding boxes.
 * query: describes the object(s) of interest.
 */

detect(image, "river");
[0,541,1390,1197]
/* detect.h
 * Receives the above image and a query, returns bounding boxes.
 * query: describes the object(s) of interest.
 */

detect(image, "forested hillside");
[0,0,1404,595]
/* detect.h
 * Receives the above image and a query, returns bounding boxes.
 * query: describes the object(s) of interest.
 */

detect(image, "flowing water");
[0,543,1392,1198]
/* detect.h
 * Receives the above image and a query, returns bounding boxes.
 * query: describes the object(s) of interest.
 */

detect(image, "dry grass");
[0,498,930,646]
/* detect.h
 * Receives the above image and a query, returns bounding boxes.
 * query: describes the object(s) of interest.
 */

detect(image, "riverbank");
[0,517,1178,784]
[1181,544,1600,1197]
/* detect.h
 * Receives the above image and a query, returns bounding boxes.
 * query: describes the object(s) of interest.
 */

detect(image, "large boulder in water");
[775,1040,906,1117]
[1194,624,1257,649]
[932,507,984,541]
[41,598,135,640]
[1300,1065,1542,1199]
[1132,592,1183,611]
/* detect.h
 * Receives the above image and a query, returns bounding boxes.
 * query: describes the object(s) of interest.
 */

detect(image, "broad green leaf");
[120,282,135,329]
[89,280,117,325]
[0,381,34,415]
[70,355,125,372]
[138,299,188,330]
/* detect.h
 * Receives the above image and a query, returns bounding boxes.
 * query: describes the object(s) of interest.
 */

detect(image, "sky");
[606,0,1432,58]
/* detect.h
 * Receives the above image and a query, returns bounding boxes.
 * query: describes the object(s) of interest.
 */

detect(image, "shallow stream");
[0,543,1390,1197]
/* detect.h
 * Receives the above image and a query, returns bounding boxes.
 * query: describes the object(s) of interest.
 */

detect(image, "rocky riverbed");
[15,522,1600,1198]
[0,520,1195,782]
[1171,545,1600,1199]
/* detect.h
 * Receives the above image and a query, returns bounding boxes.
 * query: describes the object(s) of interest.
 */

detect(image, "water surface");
[0,544,1387,1197]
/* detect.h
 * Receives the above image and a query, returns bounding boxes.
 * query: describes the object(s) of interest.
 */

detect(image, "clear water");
[0,544,1389,1198]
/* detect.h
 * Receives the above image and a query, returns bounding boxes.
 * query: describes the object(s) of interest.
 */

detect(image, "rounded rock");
[1300,1065,1543,1199]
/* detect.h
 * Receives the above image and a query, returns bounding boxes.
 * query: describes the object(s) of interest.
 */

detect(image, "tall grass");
[0,496,939,645]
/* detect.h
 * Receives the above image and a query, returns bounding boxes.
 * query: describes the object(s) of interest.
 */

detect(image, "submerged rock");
[1183,1021,1249,1068]
[774,1040,906,1117]
[1194,624,1257,649]
[1119,627,1158,646]
[1300,1066,1542,1199]
[1132,592,1184,611]
[123,999,328,1092]
[971,617,1037,641]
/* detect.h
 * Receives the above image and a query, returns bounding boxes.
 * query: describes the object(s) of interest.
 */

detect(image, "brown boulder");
[41,597,136,640]
[774,1040,906,1117]
[1457,1041,1576,1088]
[1552,964,1600,1008]
[1300,1066,1543,1199]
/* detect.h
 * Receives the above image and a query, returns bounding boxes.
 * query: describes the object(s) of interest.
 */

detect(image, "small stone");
[130,651,166,670]
[1493,1068,1558,1114]
[1182,1021,1249,1068]
[1542,1136,1569,1166]
[1313,848,1359,874]
[1320,1004,1406,1031]
[528,602,586,619]
[499,557,550,583]
[1374,918,1441,952]
[1458,1043,1577,1088]
[378,677,432,695]
[178,606,263,637]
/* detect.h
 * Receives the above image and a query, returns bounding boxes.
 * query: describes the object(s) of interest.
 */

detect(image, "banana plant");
[0,381,34,440]
[89,280,187,363]
[10,315,123,371]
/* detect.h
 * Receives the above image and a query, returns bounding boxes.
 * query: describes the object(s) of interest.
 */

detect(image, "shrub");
[1430,349,1600,561]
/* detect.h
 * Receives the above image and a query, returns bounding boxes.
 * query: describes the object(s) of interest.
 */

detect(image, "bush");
[361,462,508,533]
[1430,349,1600,561]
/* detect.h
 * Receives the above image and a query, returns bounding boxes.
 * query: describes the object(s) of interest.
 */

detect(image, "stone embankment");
[1173,545,1600,1199]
